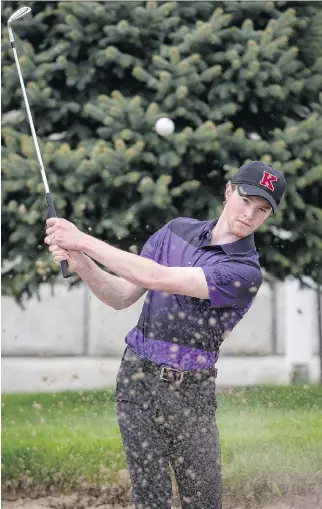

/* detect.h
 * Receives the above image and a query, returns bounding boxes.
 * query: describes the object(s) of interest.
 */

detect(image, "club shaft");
[8,17,71,279]
[11,43,50,194]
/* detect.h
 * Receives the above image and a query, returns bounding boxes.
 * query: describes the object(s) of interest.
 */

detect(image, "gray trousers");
[116,348,222,509]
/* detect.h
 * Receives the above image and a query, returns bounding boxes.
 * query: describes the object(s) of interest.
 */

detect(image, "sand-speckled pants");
[116,348,222,509]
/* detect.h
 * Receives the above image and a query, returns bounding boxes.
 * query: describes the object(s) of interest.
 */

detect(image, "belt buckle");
[160,366,184,384]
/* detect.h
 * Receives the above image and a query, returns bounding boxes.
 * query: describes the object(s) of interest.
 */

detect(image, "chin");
[229,222,252,238]
[230,228,247,238]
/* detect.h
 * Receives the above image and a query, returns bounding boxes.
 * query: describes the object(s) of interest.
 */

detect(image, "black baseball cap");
[231,161,286,213]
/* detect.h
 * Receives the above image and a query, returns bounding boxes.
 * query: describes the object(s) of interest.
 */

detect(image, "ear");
[225,182,234,201]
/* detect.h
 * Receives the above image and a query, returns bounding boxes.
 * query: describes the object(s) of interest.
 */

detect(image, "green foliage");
[2,1,322,300]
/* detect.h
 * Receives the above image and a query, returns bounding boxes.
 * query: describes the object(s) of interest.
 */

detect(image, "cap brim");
[236,184,277,212]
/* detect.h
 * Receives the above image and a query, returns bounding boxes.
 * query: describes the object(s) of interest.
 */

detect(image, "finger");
[46,218,60,227]
[44,236,55,245]
[46,226,56,236]
[52,249,69,258]
[51,249,63,257]
[49,244,66,253]
[54,254,69,264]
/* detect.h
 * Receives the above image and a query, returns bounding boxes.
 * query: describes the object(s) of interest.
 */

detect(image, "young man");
[45,161,286,509]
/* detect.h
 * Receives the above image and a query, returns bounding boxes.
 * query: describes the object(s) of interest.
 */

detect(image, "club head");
[8,6,31,24]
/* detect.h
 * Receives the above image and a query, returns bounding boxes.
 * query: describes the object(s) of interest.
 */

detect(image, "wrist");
[78,232,91,252]
[74,252,93,274]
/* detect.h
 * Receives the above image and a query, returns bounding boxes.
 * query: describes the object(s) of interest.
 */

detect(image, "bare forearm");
[79,234,164,288]
[76,255,129,310]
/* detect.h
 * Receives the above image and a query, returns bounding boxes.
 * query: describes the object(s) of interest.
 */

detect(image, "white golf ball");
[155,117,175,136]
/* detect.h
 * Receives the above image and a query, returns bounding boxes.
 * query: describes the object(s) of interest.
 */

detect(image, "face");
[225,184,272,237]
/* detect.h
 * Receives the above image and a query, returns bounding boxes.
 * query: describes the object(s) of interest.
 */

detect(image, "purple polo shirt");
[125,217,262,371]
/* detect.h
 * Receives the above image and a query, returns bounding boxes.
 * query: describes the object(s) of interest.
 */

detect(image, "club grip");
[60,259,70,279]
[46,193,71,279]
[46,192,57,218]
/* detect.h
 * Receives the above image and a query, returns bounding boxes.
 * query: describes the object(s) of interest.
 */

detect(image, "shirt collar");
[199,218,256,255]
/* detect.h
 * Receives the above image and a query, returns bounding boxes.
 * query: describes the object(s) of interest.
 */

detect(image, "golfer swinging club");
[45,161,286,509]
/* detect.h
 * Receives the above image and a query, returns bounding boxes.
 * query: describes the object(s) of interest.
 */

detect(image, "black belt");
[123,347,217,385]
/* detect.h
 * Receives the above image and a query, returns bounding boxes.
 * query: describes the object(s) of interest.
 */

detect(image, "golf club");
[8,6,70,278]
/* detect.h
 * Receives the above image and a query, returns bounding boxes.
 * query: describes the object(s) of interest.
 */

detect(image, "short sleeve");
[201,261,263,308]
[140,222,170,261]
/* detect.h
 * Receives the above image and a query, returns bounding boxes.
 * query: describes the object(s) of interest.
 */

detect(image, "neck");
[211,208,241,245]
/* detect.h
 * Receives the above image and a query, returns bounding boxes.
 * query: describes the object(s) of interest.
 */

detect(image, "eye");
[242,198,250,204]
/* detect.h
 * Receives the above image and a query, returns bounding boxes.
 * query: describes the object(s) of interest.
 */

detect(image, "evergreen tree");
[2,1,322,301]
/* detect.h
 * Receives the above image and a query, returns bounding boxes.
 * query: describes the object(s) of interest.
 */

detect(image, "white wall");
[2,280,321,358]
[2,284,85,356]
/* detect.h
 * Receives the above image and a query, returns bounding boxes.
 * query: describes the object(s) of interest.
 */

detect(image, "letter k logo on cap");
[259,171,278,191]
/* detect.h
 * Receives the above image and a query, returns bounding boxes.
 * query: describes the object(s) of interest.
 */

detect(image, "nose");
[244,206,255,221]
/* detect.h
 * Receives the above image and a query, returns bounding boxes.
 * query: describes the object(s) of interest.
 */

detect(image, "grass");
[217,386,322,501]
[2,389,124,491]
[2,385,322,502]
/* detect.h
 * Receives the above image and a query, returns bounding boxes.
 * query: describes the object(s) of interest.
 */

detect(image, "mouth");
[237,219,251,227]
